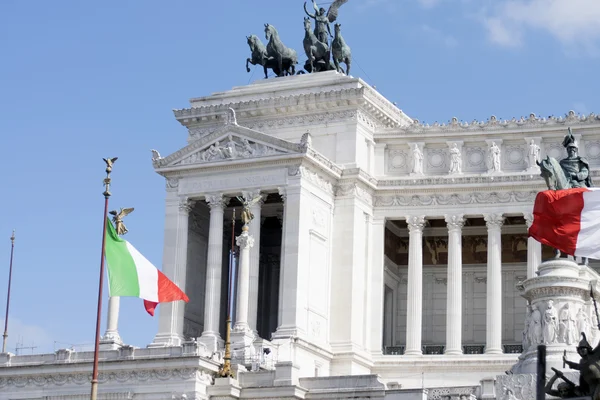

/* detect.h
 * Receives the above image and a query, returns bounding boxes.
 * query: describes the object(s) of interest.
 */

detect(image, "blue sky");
[1,0,599,354]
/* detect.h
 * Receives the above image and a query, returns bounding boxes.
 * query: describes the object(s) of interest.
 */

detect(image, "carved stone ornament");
[398,111,600,134]
[205,194,228,210]
[300,166,334,194]
[445,214,465,231]
[225,108,238,126]
[484,213,504,229]
[0,368,200,388]
[173,135,286,166]
[278,187,287,202]
[374,190,537,207]
[179,198,195,215]
[335,183,373,205]
[406,215,426,233]
[236,231,255,249]
[523,213,534,229]
[166,178,180,190]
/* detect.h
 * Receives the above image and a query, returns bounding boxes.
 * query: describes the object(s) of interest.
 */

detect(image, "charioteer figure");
[562,332,600,399]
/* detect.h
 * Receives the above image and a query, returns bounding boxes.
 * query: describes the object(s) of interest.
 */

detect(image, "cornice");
[383,111,600,136]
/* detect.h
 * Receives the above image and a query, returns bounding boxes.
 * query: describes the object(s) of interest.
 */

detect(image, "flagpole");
[91,157,117,400]
[2,230,15,354]
[219,208,235,378]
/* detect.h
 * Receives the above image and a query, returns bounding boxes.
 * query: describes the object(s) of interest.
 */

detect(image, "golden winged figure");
[236,195,263,226]
[109,207,134,235]
[103,157,118,173]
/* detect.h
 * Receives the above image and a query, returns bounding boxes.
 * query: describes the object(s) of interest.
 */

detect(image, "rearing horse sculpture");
[264,24,298,77]
[537,156,572,190]
[303,17,330,73]
[246,35,287,79]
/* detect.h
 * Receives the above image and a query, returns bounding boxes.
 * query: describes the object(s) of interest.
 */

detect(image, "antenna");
[14,336,37,355]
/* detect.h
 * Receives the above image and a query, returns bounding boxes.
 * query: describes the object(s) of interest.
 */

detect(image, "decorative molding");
[179,198,195,215]
[205,194,228,210]
[236,232,255,249]
[397,111,600,134]
[445,214,465,231]
[484,213,504,229]
[0,369,205,388]
[335,182,373,205]
[524,213,534,229]
[374,190,537,207]
[300,166,334,194]
[377,171,546,188]
[166,178,179,191]
[406,215,426,233]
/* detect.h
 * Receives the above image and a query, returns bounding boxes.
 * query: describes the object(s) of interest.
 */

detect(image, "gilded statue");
[110,207,134,235]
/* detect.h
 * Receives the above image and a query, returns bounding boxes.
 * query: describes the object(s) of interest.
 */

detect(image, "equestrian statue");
[537,127,593,259]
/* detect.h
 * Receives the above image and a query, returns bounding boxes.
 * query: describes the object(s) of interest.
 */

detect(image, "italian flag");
[104,218,189,316]
[529,188,600,259]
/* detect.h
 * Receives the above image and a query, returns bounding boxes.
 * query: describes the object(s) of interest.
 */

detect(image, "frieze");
[398,111,600,134]
[335,183,373,205]
[377,173,545,187]
[374,190,537,207]
[300,166,334,194]
[503,144,526,170]
[523,285,590,301]
[0,369,202,388]
[388,149,408,172]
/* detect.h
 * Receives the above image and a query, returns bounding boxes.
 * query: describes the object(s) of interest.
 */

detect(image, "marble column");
[445,214,465,355]
[100,297,122,349]
[405,215,426,356]
[369,216,386,354]
[151,196,194,347]
[199,194,227,352]
[234,227,255,332]
[484,213,504,354]
[524,213,542,279]
[243,190,265,335]
[276,187,287,328]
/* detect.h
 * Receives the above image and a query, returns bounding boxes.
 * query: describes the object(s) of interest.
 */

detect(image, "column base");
[198,331,224,353]
[444,349,463,356]
[99,331,123,351]
[404,349,423,356]
[231,329,257,366]
[148,333,184,348]
[484,348,503,355]
[271,325,300,340]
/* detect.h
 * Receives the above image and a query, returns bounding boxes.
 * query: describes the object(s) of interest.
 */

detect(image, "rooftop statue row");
[397,111,600,132]
[245,0,352,79]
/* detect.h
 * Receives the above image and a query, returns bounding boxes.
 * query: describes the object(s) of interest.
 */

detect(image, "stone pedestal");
[498,258,600,398]
[100,296,123,350]
[230,329,256,367]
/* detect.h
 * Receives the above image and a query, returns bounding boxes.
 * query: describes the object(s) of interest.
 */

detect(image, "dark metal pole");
[2,230,15,353]
[219,208,236,378]
[537,345,546,400]
[91,157,117,400]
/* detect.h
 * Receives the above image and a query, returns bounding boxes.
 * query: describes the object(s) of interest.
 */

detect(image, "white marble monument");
[3,72,600,399]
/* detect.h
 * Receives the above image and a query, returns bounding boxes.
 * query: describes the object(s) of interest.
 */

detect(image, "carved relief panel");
[502,142,527,172]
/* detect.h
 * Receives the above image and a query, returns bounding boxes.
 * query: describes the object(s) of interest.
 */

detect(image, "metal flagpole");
[219,208,236,378]
[2,230,16,354]
[90,157,117,400]
[591,283,600,330]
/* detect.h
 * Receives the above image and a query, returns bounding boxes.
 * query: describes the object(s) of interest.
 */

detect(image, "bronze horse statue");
[537,156,573,190]
[264,24,298,77]
[246,35,294,79]
[332,23,351,75]
[303,16,331,73]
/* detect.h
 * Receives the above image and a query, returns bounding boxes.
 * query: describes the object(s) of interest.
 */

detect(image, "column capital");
[484,213,504,229]
[278,187,287,202]
[178,197,195,215]
[444,214,465,231]
[406,216,426,233]
[205,193,228,210]
[523,212,534,228]
[236,231,255,250]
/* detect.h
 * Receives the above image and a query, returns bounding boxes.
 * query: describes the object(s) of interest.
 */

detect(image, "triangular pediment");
[154,124,305,169]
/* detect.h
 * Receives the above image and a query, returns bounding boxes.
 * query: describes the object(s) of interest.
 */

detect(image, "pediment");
[154,124,305,169]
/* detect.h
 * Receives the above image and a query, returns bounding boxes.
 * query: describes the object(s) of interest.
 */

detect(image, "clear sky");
[1,0,599,354]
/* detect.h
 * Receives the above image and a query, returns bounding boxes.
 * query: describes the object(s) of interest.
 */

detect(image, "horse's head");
[264,23,274,41]
[247,35,258,50]
[538,156,558,190]
[304,16,311,31]
[335,23,341,35]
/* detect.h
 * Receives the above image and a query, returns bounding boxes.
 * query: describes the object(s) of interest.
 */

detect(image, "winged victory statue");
[304,0,348,44]
[110,207,135,235]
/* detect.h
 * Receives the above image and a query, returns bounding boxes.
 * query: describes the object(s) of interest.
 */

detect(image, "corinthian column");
[524,213,542,279]
[151,197,194,347]
[485,213,504,354]
[405,215,426,356]
[242,190,265,335]
[234,226,255,332]
[199,194,228,352]
[445,214,465,355]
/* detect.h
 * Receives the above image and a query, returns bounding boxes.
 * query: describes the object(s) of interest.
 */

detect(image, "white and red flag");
[529,188,600,259]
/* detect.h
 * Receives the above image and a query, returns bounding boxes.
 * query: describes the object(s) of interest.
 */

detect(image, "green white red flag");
[104,218,189,315]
